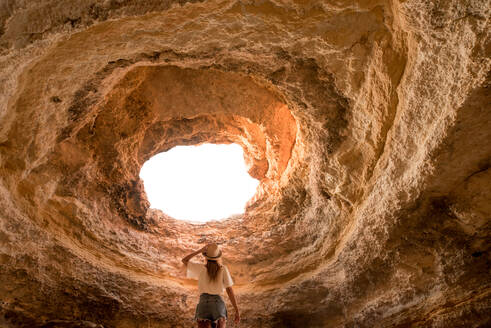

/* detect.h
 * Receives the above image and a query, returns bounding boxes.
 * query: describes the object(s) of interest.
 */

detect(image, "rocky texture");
[0,0,490,327]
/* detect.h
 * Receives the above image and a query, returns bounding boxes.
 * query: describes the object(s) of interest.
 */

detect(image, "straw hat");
[203,243,222,260]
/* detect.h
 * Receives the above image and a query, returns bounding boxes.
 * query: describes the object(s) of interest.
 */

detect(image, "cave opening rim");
[88,63,301,230]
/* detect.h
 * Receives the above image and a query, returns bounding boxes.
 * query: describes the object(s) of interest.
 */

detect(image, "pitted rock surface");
[0,0,490,327]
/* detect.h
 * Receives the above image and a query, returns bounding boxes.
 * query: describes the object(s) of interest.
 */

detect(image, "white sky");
[139,143,259,223]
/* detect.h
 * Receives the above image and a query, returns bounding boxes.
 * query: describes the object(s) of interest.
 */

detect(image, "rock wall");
[0,0,489,327]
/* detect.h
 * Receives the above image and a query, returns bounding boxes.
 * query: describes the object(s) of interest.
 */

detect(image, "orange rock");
[0,0,489,327]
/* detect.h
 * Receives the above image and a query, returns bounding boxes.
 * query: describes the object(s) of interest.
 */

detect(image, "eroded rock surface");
[0,0,490,327]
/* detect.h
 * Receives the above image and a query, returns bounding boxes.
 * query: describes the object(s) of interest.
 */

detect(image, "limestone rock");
[0,0,490,327]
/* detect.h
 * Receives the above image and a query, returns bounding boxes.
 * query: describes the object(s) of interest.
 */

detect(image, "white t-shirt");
[187,262,234,295]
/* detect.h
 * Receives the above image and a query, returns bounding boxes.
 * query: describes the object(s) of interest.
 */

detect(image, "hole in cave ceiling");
[139,143,259,223]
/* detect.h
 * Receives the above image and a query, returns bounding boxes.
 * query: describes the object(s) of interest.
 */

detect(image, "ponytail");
[206,260,221,281]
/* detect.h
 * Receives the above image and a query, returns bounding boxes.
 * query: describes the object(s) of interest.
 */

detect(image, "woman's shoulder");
[220,264,231,271]
[188,261,206,269]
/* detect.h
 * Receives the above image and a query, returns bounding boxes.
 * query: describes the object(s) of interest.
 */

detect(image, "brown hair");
[206,260,221,281]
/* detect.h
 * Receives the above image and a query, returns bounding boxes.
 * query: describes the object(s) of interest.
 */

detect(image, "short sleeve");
[186,262,202,280]
[222,265,234,288]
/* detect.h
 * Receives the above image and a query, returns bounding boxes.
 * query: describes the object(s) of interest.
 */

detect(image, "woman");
[182,243,241,327]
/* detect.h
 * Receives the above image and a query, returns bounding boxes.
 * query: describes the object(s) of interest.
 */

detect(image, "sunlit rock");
[0,0,489,327]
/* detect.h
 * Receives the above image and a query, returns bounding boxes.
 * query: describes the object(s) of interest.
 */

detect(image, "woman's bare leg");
[197,319,211,328]
[217,317,226,328]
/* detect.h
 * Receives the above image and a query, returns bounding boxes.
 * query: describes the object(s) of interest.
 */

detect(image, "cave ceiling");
[0,0,490,327]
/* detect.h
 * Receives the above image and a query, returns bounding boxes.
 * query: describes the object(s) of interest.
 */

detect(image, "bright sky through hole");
[139,143,259,223]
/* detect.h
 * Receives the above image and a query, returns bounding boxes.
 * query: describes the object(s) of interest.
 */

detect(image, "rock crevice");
[0,0,489,327]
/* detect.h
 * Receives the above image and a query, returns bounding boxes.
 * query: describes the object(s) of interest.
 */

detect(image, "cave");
[0,0,490,327]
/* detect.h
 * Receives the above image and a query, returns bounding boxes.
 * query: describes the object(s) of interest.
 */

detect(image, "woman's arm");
[181,245,207,265]
[226,287,240,324]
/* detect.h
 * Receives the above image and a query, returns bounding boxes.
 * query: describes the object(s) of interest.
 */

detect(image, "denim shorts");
[194,293,228,323]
